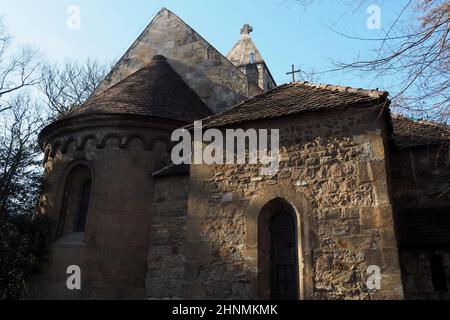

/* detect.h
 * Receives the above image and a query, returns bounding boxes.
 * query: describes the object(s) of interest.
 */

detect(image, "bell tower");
[227,24,276,91]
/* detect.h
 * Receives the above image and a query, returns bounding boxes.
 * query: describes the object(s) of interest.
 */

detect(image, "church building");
[27,8,450,300]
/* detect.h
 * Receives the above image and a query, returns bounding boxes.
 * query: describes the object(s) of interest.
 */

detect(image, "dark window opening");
[74,178,92,232]
[429,254,448,291]
[57,165,93,238]
[270,211,299,300]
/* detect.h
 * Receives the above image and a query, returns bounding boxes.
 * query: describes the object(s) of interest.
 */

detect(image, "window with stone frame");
[258,198,300,300]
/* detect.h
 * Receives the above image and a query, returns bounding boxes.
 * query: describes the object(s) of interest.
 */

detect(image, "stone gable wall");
[95,9,261,114]
[179,108,404,299]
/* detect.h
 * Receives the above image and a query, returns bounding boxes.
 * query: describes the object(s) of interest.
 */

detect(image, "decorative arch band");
[44,133,173,163]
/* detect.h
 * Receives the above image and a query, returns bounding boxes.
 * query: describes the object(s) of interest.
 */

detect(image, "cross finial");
[286,64,301,83]
[240,24,253,36]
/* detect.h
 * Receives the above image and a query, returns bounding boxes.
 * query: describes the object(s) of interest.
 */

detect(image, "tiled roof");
[194,81,389,129]
[391,115,450,149]
[67,55,212,123]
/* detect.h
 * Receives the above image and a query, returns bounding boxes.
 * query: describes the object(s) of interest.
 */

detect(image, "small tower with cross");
[226,24,276,91]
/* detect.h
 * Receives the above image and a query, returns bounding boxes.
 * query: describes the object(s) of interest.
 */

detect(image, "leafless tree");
[40,59,110,117]
[295,0,450,123]
[0,20,40,113]
[0,94,43,217]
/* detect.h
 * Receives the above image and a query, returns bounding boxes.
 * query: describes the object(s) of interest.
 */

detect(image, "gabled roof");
[391,115,450,149]
[195,81,389,129]
[68,55,212,123]
[92,8,261,113]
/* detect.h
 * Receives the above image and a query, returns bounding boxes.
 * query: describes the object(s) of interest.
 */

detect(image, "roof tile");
[195,81,389,129]
[68,55,213,123]
[391,115,450,149]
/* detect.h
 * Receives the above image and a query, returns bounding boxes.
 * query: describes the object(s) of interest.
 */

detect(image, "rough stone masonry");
[25,8,450,300]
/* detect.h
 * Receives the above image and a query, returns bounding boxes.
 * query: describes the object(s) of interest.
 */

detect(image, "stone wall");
[238,63,276,91]
[94,8,261,114]
[146,175,189,299]
[179,108,404,299]
[25,116,175,299]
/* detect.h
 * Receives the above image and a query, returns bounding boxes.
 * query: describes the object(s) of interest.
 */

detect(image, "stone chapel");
[27,8,450,300]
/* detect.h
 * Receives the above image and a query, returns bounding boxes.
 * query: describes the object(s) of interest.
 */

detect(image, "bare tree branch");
[0,19,40,113]
[295,0,450,123]
[39,59,109,118]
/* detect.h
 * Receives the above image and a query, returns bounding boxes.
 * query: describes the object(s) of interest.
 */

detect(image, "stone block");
[357,161,371,183]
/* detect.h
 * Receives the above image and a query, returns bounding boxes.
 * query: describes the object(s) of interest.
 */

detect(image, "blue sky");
[0,0,410,92]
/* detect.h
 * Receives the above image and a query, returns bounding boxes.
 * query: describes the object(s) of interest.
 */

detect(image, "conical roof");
[226,24,264,67]
[69,55,212,123]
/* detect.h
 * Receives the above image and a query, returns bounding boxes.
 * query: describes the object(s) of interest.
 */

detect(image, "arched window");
[74,178,92,232]
[258,198,300,300]
[57,165,93,238]
[249,52,255,64]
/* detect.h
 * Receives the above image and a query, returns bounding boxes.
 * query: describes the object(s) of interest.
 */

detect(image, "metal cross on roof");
[286,64,301,83]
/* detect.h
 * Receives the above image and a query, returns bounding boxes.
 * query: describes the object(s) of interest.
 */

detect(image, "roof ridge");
[182,84,291,129]
[190,81,392,130]
[227,80,387,113]
[232,82,292,108]
[293,81,389,99]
